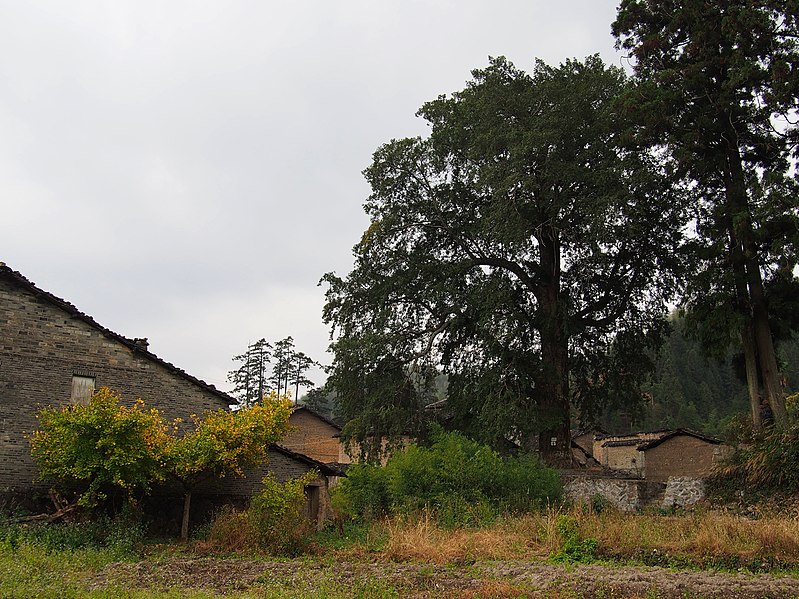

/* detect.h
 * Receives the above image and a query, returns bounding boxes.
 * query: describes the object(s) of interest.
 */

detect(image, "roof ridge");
[0,262,235,406]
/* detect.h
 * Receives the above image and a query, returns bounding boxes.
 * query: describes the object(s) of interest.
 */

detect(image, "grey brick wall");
[0,276,230,493]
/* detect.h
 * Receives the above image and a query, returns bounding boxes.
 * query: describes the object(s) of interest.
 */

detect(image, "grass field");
[2,507,799,598]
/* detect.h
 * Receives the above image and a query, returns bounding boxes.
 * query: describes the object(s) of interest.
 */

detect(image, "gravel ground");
[90,557,799,598]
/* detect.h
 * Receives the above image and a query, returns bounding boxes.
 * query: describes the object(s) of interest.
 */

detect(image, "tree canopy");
[323,56,687,462]
[228,336,319,407]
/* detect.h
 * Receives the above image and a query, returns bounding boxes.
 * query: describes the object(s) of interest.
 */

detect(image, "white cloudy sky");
[1,1,624,395]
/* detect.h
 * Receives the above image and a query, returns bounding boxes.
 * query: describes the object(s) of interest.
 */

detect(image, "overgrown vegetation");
[29,387,293,540]
[206,472,316,556]
[333,430,561,527]
[2,505,799,597]
[707,420,799,505]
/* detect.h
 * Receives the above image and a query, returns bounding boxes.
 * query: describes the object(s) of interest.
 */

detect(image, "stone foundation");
[562,472,706,511]
[661,476,704,509]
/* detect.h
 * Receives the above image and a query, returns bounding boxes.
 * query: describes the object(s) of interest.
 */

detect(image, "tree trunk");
[727,220,763,432]
[536,229,572,467]
[180,489,192,542]
[724,143,787,428]
[741,324,762,432]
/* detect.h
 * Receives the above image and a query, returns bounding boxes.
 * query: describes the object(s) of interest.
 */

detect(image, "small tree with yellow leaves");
[30,387,169,508]
[31,389,292,540]
[165,390,292,540]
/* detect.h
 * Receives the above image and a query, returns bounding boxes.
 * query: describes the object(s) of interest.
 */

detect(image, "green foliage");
[331,463,390,521]
[333,431,561,526]
[550,514,599,564]
[707,423,799,502]
[613,0,799,430]
[0,514,144,559]
[248,471,316,555]
[29,387,169,506]
[228,336,320,407]
[629,314,751,435]
[323,55,686,461]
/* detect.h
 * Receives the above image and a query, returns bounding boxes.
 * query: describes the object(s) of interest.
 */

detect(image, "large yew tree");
[323,56,686,463]
[613,0,799,430]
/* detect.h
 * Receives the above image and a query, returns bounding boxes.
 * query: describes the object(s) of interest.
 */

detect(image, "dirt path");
[92,557,799,598]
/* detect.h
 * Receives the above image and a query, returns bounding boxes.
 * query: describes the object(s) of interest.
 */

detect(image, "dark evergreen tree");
[227,338,271,407]
[323,56,687,463]
[269,336,295,399]
[613,0,799,429]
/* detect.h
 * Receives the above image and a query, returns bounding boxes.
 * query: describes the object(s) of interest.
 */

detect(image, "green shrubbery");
[248,472,315,555]
[708,416,799,503]
[0,514,145,559]
[208,472,315,555]
[332,430,561,526]
[549,514,598,563]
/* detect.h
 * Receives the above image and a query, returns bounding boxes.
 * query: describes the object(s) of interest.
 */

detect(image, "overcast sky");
[1,1,624,397]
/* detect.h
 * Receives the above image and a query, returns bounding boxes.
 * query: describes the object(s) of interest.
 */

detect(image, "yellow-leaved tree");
[30,387,170,507]
[165,390,292,540]
[30,388,292,540]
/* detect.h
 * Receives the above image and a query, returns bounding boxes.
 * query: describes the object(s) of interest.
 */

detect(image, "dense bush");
[333,430,561,526]
[248,472,315,555]
[208,472,316,555]
[707,420,799,502]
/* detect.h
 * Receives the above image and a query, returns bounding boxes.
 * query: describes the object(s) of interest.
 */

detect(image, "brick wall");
[0,276,230,493]
[642,436,718,482]
[282,410,349,464]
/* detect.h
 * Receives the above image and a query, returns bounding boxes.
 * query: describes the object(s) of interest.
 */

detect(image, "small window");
[70,375,95,404]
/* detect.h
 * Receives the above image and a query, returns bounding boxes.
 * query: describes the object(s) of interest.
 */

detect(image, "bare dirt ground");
[92,557,799,598]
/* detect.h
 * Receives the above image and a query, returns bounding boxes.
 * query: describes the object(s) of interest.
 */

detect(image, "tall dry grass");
[352,506,799,567]
[574,507,799,563]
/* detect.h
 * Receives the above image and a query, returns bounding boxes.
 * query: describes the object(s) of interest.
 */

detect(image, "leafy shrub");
[550,514,598,563]
[332,463,390,520]
[707,421,799,502]
[248,471,316,555]
[334,430,561,526]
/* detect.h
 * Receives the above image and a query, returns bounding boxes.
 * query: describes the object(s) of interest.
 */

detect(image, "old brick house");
[591,429,727,480]
[0,262,336,523]
[283,406,352,466]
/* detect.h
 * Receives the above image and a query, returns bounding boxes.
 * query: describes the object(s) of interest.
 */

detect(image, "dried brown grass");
[382,512,546,563]
[572,506,799,563]
[354,506,799,567]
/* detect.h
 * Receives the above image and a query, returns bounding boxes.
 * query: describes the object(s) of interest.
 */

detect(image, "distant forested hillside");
[603,316,799,437]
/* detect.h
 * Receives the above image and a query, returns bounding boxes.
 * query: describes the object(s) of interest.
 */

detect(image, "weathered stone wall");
[562,473,664,512]
[661,476,705,509]
[563,473,708,511]
[0,276,230,493]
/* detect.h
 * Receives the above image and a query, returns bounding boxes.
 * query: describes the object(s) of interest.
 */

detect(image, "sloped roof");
[270,444,345,477]
[595,429,672,441]
[603,438,644,448]
[0,262,235,407]
[637,428,722,451]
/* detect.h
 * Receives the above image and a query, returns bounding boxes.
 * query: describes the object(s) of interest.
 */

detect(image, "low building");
[283,406,352,466]
[591,429,726,480]
[0,262,338,524]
